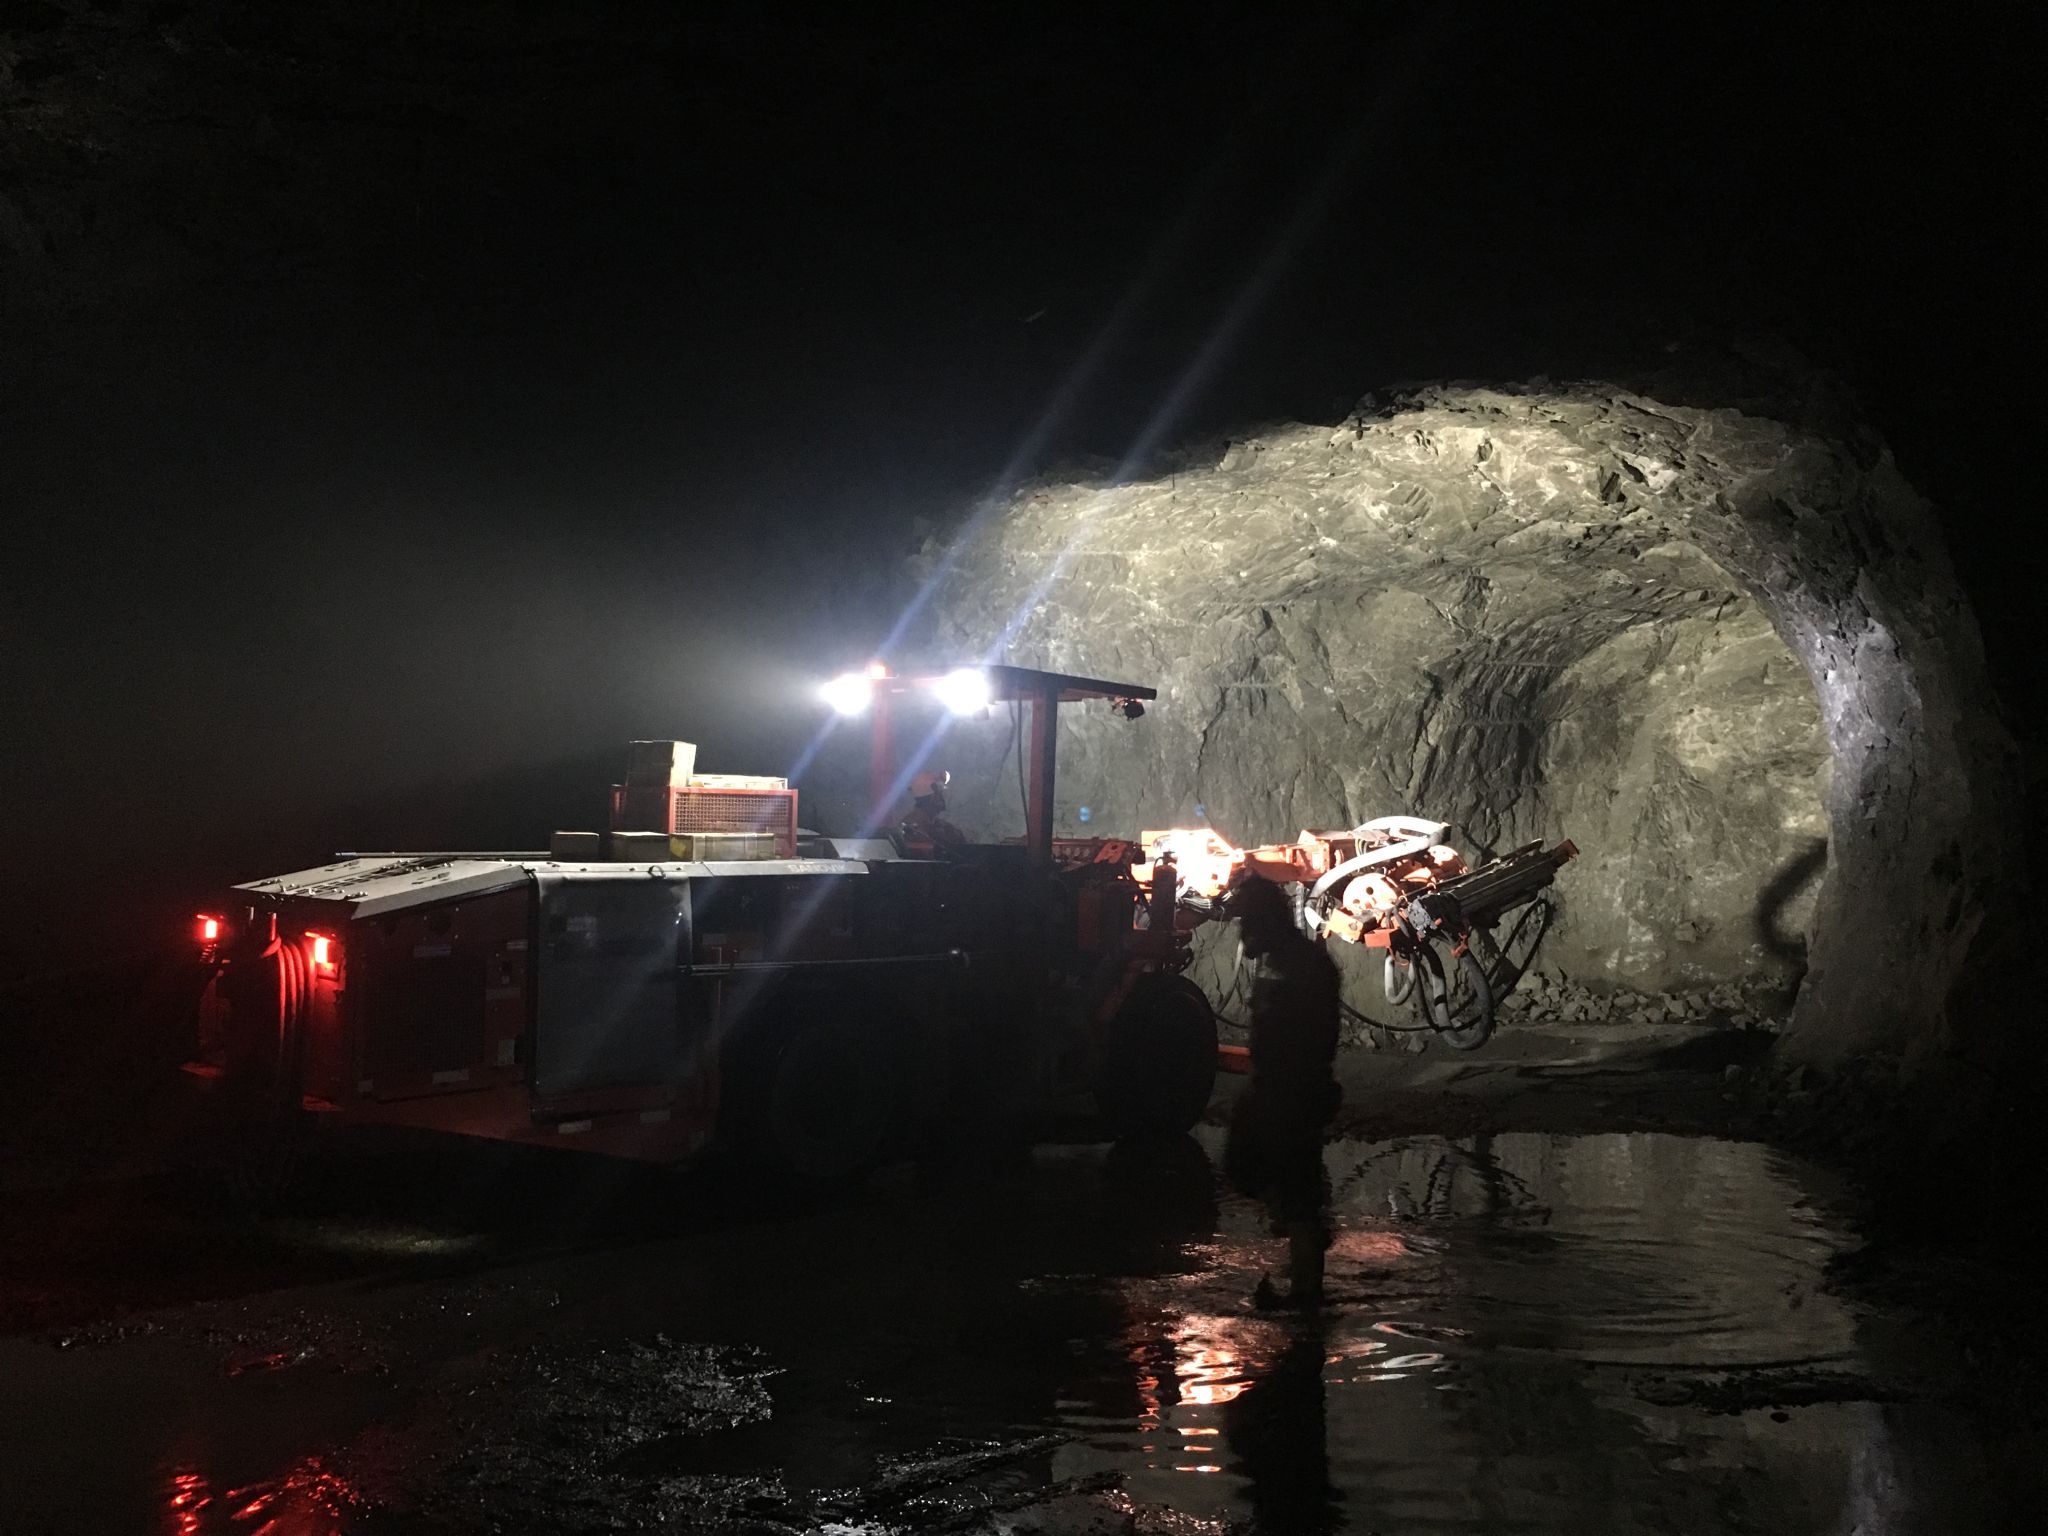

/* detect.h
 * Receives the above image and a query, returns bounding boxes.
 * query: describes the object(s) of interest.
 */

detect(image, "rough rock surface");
[906,369,2014,1065]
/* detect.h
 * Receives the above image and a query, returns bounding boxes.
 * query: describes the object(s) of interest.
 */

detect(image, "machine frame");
[187,669,1212,1187]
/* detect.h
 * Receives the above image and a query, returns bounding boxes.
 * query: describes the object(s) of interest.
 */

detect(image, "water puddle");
[0,1130,2001,1533]
[1047,1131,1900,1532]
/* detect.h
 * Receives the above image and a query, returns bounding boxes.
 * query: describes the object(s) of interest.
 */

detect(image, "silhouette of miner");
[899,769,966,854]
[1222,876,1341,1309]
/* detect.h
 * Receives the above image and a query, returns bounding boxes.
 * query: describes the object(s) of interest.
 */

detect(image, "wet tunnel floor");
[0,1126,2033,1534]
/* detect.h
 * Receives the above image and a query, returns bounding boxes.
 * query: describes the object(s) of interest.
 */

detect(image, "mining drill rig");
[186,665,1574,1190]
[1133,818,1576,1051]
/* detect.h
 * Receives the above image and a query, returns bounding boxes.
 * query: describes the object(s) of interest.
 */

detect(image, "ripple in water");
[1052,1131,1891,1534]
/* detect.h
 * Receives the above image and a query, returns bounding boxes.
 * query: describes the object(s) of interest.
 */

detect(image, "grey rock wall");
[899,375,2014,1064]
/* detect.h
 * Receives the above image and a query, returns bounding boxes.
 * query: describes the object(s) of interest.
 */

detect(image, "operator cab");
[819,663,1158,868]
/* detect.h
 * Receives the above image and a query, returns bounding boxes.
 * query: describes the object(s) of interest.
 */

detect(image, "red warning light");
[308,933,335,971]
[197,915,221,945]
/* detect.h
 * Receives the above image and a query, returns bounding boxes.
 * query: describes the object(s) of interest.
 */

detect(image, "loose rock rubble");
[1326,964,1791,1055]
[1499,969,1791,1034]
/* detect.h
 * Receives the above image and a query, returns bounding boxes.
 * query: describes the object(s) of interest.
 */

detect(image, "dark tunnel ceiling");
[5,6,2037,509]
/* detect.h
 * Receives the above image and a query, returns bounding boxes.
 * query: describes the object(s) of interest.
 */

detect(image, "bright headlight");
[820,673,874,716]
[932,667,991,716]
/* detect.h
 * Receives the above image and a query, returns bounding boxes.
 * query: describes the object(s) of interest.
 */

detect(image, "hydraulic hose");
[1306,816,1451,904]
[1384,952,1416,1006]
[1302,815,1452,941]
[244,932,309,1113]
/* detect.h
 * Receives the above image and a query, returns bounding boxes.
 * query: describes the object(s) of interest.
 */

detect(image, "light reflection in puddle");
[164,1467,209,1536]
[1056,1132,1902,1532]
[158,1456,357,1536]
[5,1128,2002,1536]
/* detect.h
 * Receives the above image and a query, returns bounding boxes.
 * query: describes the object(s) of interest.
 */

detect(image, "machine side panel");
[533,874,688,1098]
[684,872,847,1064]
[348,884,531,1100]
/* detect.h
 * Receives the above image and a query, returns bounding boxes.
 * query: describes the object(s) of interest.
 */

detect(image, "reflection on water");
[159,1458,355,1536]
[1224,1327,1342,1534]
[1166,1326,1249,1408]
[1057,1131,1908,1533]
[164,1468,207,1536]
[6,1129,2000,1535]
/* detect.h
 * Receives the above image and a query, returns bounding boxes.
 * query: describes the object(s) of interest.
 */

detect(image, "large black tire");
[1095,974,1218,1141]
[728,1008,902,1185]
[1414,937,1495,1051]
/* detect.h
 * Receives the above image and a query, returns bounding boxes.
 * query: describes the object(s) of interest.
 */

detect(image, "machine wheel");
[737,1009,902,1185]
[1413,937,1494,1051]
[1096,974,1218,1140]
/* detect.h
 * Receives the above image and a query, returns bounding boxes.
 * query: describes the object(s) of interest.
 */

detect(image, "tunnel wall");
[908,378,2015,1066]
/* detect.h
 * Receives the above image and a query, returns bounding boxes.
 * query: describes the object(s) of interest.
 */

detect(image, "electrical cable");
[1214,941,1431,1035]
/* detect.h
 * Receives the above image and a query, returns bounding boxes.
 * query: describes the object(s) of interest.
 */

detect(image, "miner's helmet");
[910,769,951,800]
[1223,875,1290,925]
[1226,875,1296,955]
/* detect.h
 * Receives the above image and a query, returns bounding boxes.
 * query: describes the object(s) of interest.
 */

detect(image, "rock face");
[906,371,2014,1066]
